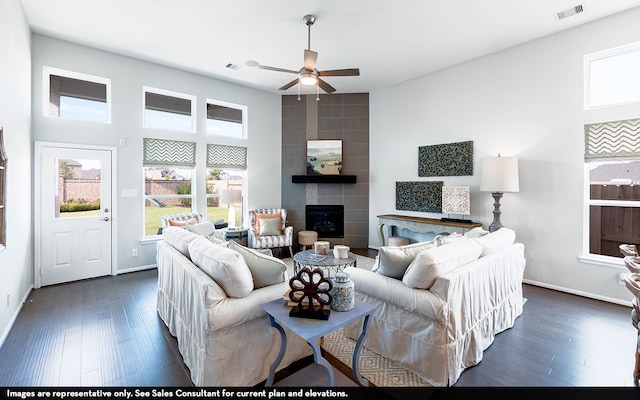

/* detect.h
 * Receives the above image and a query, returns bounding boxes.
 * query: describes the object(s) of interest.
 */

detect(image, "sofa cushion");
[168,217,198,227]
[162,226,201,259]
[464,227,490,238]
[375,238,438,279]
[472,227,516,256]
[188,236,254,298]
[436,232,466,246]
[185,220,217,236]
[228,240,286,288]
[402,239,483,289]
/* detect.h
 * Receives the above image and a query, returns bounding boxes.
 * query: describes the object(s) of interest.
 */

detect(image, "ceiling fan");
[231,14,359,94]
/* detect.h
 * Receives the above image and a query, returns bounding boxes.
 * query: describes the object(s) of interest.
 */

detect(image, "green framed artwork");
[396,181,443,213]
[418,140,473,177]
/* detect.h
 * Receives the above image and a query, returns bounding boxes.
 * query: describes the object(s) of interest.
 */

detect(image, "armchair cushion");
[254,213,282,235]
[188,236,254,298]
[259,218,282,236]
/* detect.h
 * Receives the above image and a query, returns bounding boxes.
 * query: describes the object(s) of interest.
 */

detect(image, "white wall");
[30,35,283,273]
[370,7,640,304]
[0,0,33,344]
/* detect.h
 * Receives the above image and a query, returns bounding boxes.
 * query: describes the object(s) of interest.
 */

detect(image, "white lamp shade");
[442,186,470,215]
[221,189,242,205]
[480,156,519,193]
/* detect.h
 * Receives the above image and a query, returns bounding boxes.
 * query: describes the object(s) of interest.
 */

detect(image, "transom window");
[584,41,640,109]
[143,87,196,133]
[43,67,110,123]
[206,99,246,139]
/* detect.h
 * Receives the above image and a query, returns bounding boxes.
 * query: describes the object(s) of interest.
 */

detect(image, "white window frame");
[581,161,640,267]
[205,98,247,139]
[584,41,640,110]
[143,86,196,133]
[42,66,112,123]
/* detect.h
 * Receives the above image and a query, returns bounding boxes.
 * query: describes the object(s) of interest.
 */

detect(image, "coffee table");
[293,249,357,278]
[262,298,376,387]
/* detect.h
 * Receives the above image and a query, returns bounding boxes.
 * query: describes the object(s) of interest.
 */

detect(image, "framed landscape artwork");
[307,139,343,175]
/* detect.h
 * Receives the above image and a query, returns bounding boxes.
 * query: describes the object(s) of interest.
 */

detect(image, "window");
[206,100,246,139]
[206,144,247,228]
[143,87,196,133]
[584,119,640,259]
[0,127,6,248]
[43,67,110,123]
[584,42,640,109]
[143,138,196,236]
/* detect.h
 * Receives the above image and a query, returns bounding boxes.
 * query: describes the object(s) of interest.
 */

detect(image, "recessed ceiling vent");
[557,4,584,20]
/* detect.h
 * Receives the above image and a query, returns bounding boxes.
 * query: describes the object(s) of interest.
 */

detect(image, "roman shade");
[207,144,247,170]
[584,118,640,161]
[143,138,196,167]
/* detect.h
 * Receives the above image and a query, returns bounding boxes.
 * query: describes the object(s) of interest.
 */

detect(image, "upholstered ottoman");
[298,230,318,251]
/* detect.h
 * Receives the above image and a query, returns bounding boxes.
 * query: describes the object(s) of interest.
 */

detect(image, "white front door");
[36,143,114,287]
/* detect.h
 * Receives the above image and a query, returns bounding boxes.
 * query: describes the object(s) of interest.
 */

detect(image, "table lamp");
[479,154,519,232]
[221,189,242,229]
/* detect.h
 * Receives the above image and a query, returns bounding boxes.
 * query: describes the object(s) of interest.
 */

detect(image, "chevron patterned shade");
[143,138,196,167]
[584,118,640,160]
[207,144,247,170]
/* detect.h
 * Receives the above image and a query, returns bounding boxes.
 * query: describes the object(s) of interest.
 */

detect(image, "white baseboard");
[523,278,632,307]
[117,263,157,275]
[0,285,34,348]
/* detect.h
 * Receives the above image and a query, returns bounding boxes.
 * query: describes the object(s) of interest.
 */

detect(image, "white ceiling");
[20,0,640,95]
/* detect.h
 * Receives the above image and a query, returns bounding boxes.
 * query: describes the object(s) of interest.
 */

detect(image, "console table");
[377,214,482,246]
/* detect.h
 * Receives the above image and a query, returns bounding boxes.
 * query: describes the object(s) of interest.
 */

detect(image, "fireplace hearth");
[306,205,344,238]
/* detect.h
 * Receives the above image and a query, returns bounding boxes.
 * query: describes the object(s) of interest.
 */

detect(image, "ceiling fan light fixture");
[299,72,318,86]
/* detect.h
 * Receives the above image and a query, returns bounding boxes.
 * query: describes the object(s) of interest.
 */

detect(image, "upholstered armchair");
[248,208,294,258]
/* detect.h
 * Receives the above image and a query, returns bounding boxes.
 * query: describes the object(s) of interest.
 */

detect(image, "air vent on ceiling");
[557,4,584,20]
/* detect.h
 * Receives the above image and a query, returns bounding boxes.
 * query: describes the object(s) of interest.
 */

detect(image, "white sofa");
[156,224,311,386]
[343,228,526,386]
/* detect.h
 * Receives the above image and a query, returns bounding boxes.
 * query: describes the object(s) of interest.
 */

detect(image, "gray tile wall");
[282,93,369,249]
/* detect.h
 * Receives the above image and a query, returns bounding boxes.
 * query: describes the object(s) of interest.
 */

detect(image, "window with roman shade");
[143,138,196,237]
[206,144,247,170]
[206,144,247,228]
[584,118,640,258]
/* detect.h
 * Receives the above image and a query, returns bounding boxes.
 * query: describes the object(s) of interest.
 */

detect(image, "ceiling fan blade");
[304,50,317,71]
[279,78,299,91]
[257,65,298,74]
[318,78,336,94]
[319,68,360,77]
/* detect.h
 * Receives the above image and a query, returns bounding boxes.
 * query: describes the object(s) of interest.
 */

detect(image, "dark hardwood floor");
[0,248,636,387]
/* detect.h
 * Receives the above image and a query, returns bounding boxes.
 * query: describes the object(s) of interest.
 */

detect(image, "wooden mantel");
[377,214,482,246]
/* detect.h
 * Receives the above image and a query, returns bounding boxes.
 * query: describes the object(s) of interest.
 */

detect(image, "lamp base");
[488,192,504,232]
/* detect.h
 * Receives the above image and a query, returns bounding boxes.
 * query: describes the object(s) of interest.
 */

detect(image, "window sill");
[140,236,162,245]
[578,254,625,269]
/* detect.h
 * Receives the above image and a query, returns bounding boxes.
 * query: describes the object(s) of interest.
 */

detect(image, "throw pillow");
[162,226,200,259]
[253,213,282,235]
[464,227,490,238]
[376,238,438,279]
[185,221,216,237]
[472,227,516,257]
[259,217,282,236]
[402,239,483,289]
[436,232,467,246]
[168,217,198,227]
[188,236,254,298]
[228,240,286,288]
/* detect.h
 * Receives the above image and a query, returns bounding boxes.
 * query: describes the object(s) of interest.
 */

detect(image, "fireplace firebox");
[305,205,344,238]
